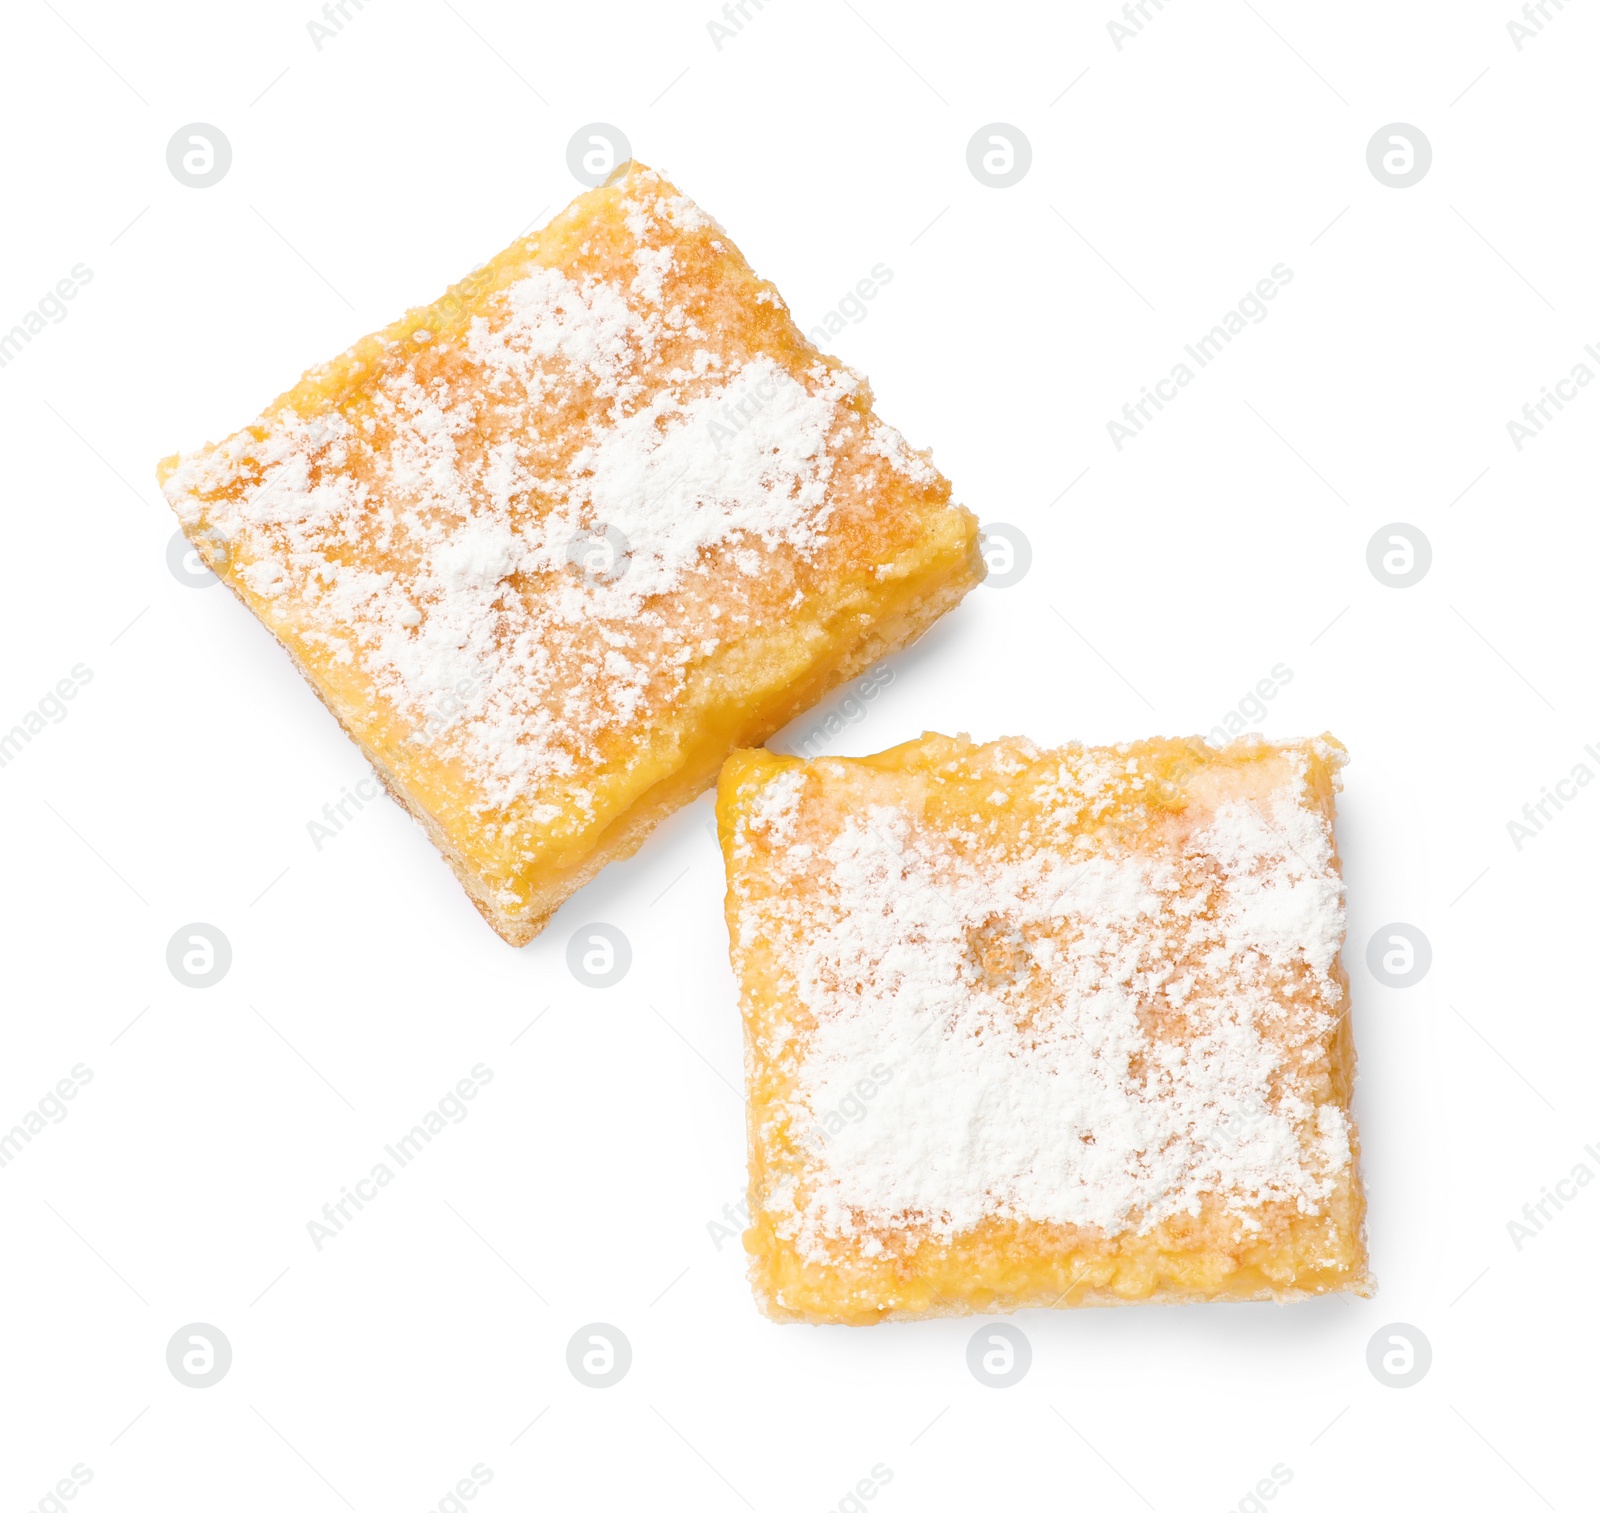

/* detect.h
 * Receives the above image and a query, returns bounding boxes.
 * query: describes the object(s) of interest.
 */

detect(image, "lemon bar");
[158,163,983,943]
[717,733,1369,1323]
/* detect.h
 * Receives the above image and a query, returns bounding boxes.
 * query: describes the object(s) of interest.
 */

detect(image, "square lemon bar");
[718,733,1369,1322]
[158,163,982,943]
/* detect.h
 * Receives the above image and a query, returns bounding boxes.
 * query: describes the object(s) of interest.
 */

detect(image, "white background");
[0,1,1594,1509]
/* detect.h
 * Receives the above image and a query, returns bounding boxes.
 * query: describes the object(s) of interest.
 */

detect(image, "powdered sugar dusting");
[736,767,807,861]
[1196,795,1344,977]
[550,356,851,609]
[160,165,950,855]
[732,749,1351,1261]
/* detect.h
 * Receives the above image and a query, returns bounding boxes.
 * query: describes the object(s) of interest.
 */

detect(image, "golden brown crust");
[719,733,1369,1324]
[158,162,983,942]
